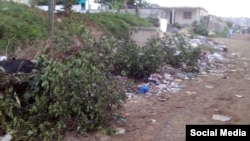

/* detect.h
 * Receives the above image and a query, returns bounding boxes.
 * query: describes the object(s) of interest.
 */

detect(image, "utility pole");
[48,0,55,37]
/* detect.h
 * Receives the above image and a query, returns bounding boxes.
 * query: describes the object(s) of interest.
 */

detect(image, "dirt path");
[64,34,250,141]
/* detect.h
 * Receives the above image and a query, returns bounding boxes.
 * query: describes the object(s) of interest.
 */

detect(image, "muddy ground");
[65,34,250,141]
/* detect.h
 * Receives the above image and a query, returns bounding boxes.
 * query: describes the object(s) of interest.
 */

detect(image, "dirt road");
[64,35,250,141]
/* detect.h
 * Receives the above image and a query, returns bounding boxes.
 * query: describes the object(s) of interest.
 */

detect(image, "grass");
[209,31,228,38]
[82,12,154,39]
[0,1,154,55]
[0,1,47,54]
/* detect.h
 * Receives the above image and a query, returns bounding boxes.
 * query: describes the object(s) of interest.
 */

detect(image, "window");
[183,11,192,19]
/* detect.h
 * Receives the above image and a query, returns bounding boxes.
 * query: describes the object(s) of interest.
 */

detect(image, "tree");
[63,0,75,15]
[226,21,233,28]
[123,0,128,12]
[30,0,37,8]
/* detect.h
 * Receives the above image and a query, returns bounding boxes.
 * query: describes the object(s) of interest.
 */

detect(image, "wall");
[174,9,198,25]
[199,8,208,17]
[120,8,167,19]
[9,0,30,6]
[204,15,226,32]
[129,27,162,47]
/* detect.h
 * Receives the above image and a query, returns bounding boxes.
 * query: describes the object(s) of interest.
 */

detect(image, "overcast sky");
[147,0,249,18]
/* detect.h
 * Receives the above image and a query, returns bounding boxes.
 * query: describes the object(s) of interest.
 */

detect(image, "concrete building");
[164,7,209,25]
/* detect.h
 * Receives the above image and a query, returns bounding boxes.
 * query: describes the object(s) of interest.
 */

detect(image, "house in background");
[6,0,30,5]
[164,7,208,26]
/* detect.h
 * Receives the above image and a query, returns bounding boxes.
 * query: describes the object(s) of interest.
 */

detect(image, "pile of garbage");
[123,33,232,100]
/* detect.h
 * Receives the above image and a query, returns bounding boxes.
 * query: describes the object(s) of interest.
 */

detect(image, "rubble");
[120,33,235,101]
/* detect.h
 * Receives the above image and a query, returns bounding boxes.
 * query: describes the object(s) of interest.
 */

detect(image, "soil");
[82,19,104,39]
[63,34,250,141]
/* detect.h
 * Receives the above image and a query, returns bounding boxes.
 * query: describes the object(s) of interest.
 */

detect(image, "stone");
[205,86,214,89]
[185,91,197,95]
[115,128,126,135]
[149,119,156,123]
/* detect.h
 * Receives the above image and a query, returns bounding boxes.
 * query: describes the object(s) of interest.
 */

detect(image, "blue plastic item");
[138,85,150,94]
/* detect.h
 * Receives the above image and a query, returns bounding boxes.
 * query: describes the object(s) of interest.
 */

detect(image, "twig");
[127,126,144,132]
[14,92,21,106]
[5,39,10,58]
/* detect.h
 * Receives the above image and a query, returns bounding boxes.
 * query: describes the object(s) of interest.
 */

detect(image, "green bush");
[112,39,163,79]
[192,20,208,36]
[0,50,126,140]
[161,34,201,72]
[0,34,166,140]
[78,36,164,79]
[173,22,182,29]
[208,26,229,38]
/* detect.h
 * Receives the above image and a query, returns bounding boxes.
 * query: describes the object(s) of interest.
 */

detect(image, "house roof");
[162,6,208,13]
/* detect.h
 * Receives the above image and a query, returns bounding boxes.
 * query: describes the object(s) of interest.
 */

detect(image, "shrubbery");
[172,22,182,29]
[192,20,208,36]
[0,2,201,140]
[0,34,201,140]
[159,34,201,72]
[0,35,162,140]
[0,44,126,140]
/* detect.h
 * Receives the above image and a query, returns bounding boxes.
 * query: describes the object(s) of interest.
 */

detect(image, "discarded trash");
[149,119,156,123]
[123,34,232,99]
[174,79,182,82]
[200,71,207,75]
[212,114,231,122]
[163,73,173,81]
[0,56,7,61]
[112,115,127,124]
[186,73,195,79]
[125,93,134,100]
[176,73,186,79]
[244,77,250,81]
[115,128,126,135]
[156,84,167,91]
[138,85,150,94]
[185,91,196,95]
[222,76,228,79]
[148,73,162,84]
[0,134,12,141]
[157,97,168,102]
[208,52,226,62]
[231,52,241,57]
[0,59,36,74]
[235,95,243,98]
[205,86,214,89]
